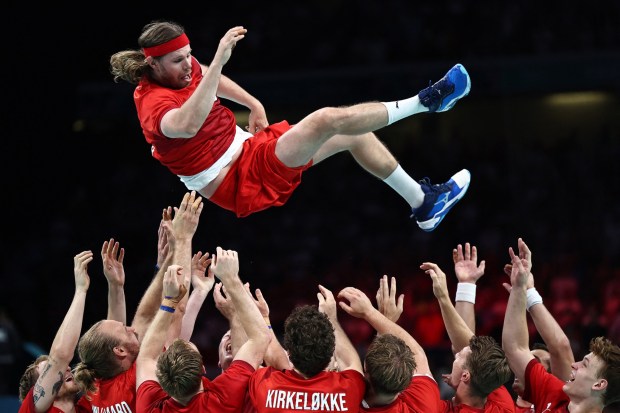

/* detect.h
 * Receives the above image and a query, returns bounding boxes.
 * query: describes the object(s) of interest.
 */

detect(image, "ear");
[113,345,127,358]
[461,369,471,384]
[593,378,608,392]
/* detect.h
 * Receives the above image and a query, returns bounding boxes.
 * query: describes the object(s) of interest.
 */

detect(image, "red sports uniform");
[137,360,254,413]
[440,385,515,413]
[522,359,569,413]
[249,367,365,413]
[360,374,440,413]
[76,362,137,413]
[135,57,311,218]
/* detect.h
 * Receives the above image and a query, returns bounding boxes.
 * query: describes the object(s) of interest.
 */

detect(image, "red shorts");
[209,121,313,217]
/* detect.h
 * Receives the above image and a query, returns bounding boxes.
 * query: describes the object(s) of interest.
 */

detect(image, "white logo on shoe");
[434,193,450,206]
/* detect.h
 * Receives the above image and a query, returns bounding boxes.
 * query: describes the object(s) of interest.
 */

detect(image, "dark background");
[3,0,620,402]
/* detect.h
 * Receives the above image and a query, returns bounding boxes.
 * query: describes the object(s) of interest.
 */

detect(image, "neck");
[363,388,398,407]
[454,385,487,409]
[567,398,603,413]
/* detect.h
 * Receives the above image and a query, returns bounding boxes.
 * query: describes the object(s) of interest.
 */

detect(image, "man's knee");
[307,107,345,135]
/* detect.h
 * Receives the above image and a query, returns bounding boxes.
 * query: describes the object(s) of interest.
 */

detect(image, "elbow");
[554,335,572,354]
[48,345,75,365]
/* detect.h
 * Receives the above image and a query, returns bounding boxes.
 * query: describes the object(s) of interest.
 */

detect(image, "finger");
[464,242,471,261]
[389,276,397,301]
[502,283,512,293]
[471,245,478,263]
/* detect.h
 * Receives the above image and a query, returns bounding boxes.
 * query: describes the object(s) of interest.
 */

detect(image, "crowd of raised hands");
[17,191,620,413]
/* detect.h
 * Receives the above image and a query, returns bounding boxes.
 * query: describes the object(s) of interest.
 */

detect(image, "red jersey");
[440,386,515,413]
[522,359,569,413]
[136,360,254,413]
[134,56,237,176]
[248,367,365,413]
[77,361,137,413]
[361,374,440,413]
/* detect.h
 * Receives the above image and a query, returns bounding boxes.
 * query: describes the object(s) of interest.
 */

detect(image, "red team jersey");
[522,359,569,413]
[249,367,365,413]
[360,375,440,413]
[439,386,515,413]
[134,56,237,176]
[77,362,137,413]
[136,360,255,413]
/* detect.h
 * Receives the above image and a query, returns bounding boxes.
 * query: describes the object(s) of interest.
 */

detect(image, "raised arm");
[452,243,485,332]
[179,251,214,341]
[317,285,363,374]
[501,240,535,383]
[160,27,247,138]
[130,211,172,342]
[165,191,203,343]
[216,74,268,133]
[211,247,270,369]
[101,238,126,323]
[136,265,187,388]
[132,192,202,342]
[31,251,91,412]
[213,282,248,363]
[247,284,291,370]
[420,262,474,354]
[339,279,430,375]
[503,238,573,380]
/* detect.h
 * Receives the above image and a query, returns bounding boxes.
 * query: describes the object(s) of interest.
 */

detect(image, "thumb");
[502,283,512,293]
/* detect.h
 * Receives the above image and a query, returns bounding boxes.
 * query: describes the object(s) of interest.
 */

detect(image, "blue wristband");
[160,305,175,313]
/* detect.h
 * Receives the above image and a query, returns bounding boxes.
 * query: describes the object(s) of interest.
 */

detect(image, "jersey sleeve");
[523,358,567,411]
[136,380,168,413]
[486,386,516,412]
[204,360,254,412]
[400,375,441,413]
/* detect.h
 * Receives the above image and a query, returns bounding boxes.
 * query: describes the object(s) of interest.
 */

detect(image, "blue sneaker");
[411,169,471,232]
[419,64,471,113]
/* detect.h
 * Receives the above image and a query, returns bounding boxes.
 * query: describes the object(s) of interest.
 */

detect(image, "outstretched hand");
[453,243,485,283]
[502,238,534,292]
[191,251,214,294]
[338,287,373,319]
[317,285,337,321]
[376,275,403,322]
[420,262,449,301]
[74,250,93,293]
[213,26,247,68]
[101,238,125,287]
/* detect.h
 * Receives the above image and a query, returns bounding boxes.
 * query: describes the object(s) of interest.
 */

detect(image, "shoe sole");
[417,169,471,231]
[437,64,471,113]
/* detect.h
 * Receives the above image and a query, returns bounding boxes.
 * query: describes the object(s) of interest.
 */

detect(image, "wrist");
[526,288,543,311]
[455,283,476,304]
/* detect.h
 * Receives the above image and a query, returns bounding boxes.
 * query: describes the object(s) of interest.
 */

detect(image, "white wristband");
[526,288,543,311]
[455,283,476,304]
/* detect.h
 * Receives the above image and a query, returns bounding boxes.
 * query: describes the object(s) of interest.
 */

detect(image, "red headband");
[143,33,190,57]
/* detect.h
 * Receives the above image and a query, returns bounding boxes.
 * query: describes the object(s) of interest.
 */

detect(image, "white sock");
[382,96,428,125]
[383,165,424,208]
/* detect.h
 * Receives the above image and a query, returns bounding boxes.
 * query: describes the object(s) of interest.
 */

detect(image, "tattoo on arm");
[33,383,46,404]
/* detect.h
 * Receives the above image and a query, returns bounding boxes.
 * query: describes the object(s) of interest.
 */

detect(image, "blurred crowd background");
[3,0,620,403]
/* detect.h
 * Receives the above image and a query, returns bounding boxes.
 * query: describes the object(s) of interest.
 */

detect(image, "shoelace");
[418,178,450,193]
